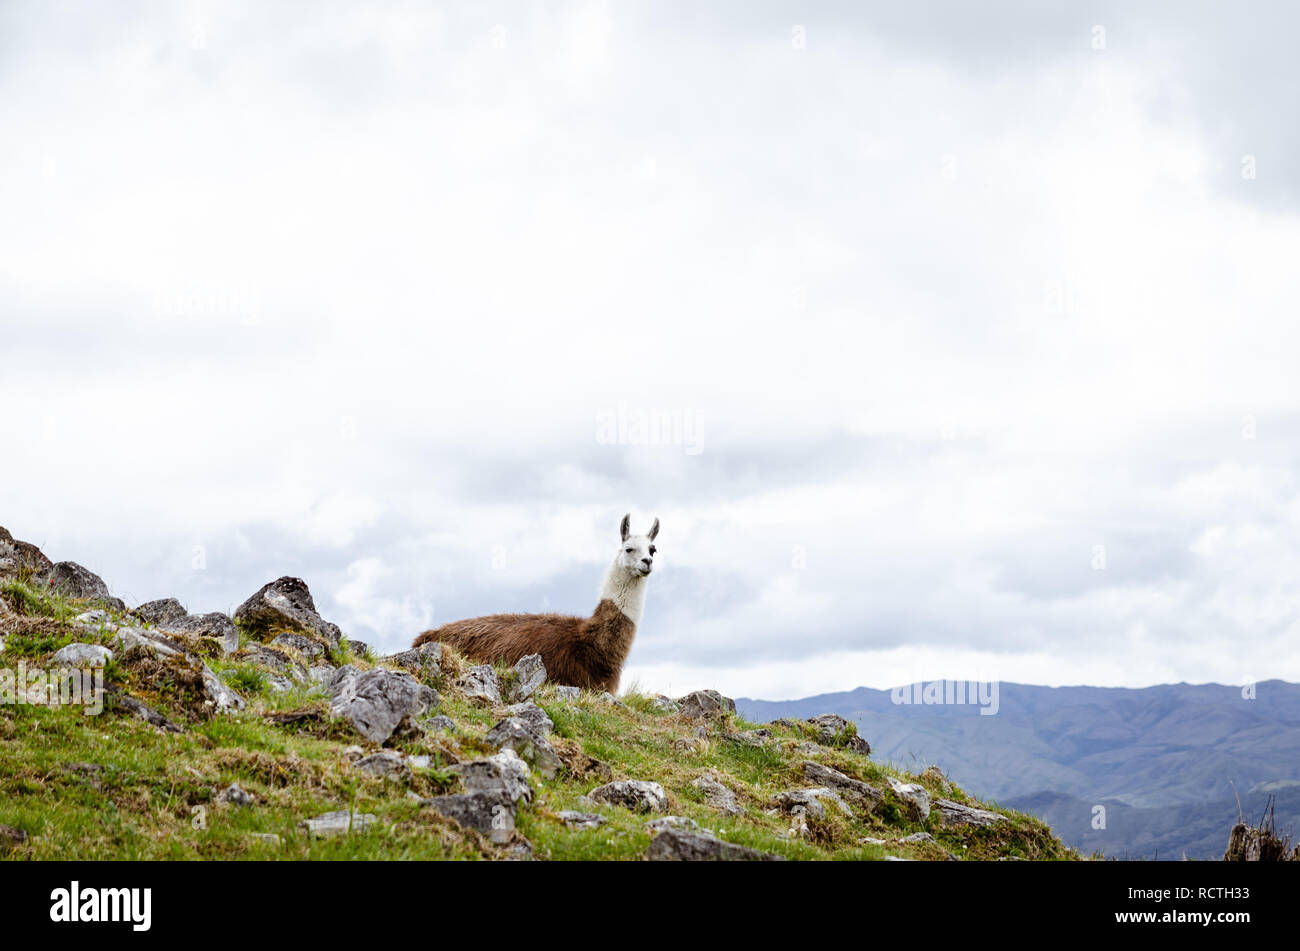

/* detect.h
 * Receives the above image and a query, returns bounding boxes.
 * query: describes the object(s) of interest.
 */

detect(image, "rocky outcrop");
[506,653,546,702]
[589,779,668,813]
[934,798,1005,828]
[51,643,113,666]
[303,810,378,837]
[692,772,743,815]
[383,641,442,676]
[888,777,932,821]
[44,562,123,610]
[677,689,735,719]
[772,786,852,820]
[457,664,501,704]
[646,826,785,861]
[484,716,561,778]
[132,598,187,627]
[160,612,240,654]
[329,666,437,743]
[234,576,343,647]
[802,761,884,809]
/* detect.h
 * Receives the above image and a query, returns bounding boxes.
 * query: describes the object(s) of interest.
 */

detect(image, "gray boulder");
[132,598,187,626]
[270,632,326,660]
[234,576,342,646]
[420,714,457,734]
[457,664,501,704]
[51,643,113,666]
[449,748,533,804]
[384,641,443,676]
[589,779,668,813]
[44,562,120,609]
[201,663,246,712]
[692,773,743,816]
[424,790,516,844]
[888,777,931,820]
[484,717,561,778]
[0,530,52,580]
[216,783,255,807]
[677,689,736,719]
[802,761,884,809]
[804,713,871,755]
[355,751,413,782]
[508,653,546,702]
[646,827,785,862]
[726,728,774,747]
[553,685,582,701]
[112,691,184,732]
[503,701,554,737]
[302,809,378,837]
[329,668,438,743]
[772,786,851,820]
[935,799,1005,828]
[162,612,240,653]
[557,810,606,829]
[646,815,703,834]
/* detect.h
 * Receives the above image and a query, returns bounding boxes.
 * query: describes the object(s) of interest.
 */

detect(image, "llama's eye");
[649,547,656,555]
[625,548,634,553]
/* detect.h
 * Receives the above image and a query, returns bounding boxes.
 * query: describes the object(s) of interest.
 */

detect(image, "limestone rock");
[802,761,884,809]
[888,777,931,820]
[589,779,668,813]
[424,790,515,843]
[457,664,501,704]
[329,667,437,743]
[677,689,735,719]
[553,685,582,701]
[772,786,852,820]
[383,642,443,676]
[646,815,703,834]
[234,577,343,646]
[270,632,326,660]
[51,643,113,666]
[355,751,413,782]
[503,701,554,737]
[201,663,246,712]
[727,728,774,747]
[450,748,533,804]
[420,714,457,734]
[920,766,955,795]
[935,798,1005,828]
[692,773,743,816]
[44,562,118,607]
[557,810,606,829]
[302,809,378,837]
[112,691,184,733]
[132,598,187,627]
[216,783,255,807]
[508,653,546,702]
[646,827,785,862]
[484,717,561,778]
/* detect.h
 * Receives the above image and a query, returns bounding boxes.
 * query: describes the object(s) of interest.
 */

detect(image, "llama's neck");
[599,560,648,625]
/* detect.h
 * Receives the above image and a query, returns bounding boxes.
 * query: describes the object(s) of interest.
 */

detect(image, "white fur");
[599,516,658,623]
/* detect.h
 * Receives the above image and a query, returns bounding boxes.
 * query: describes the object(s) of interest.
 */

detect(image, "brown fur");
[412,599,637,693]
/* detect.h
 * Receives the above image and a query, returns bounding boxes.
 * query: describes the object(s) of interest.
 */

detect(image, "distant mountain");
[736,680,1300,859]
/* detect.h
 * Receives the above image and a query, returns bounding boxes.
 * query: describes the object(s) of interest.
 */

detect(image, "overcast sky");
[3,1,1299,700]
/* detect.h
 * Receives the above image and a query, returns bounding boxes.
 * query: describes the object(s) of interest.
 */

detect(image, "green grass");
[0,586,1080,861]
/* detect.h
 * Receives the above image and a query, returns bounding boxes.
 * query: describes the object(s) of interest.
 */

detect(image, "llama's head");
[615,513,659,578]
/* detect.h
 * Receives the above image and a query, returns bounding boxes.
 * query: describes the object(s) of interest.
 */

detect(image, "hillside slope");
[0,527,1074,861]
[738,681,1300,859]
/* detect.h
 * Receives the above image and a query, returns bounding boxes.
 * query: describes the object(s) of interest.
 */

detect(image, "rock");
[92,617,186,658]
[132,598,187,626]
[234,577,343,646]
[508,653,546,702]
[920,766,955,795]
[0,824,29,850]
[552,685,582,701]
[329,668,437,743]
[112,691,184,733]
[677,689,735,719]
[408,754,433,770]
[596,691,623,706]
[51,643,113,666]
[503,701,554,737]
[557,810,606,829]
[888,777,931,820]
[934,799,1005,828]
[200,663,246,712]
[646,815,703,834]
[899,831,935,844]
[355,751,413,782]
[650,695,679,714]
[772,787,852,820]
[692,773,743,816]
[726,728,774,747]
[241,645,308,683]
[457,664,501,704]
[646,827,785,862]
[424,790,515,844]
[302,809,379,837]
[859,836,887,845]
[308,665,336,686]
[420,714,457,734]
[44,562,121,609]
[216,783,254,807]
[345,639,371,658]
[801,761,884,809]
[484,717,561,779]
[270,632,326,660]
[450,748,533,804]
[804,713,871,754]
[384,642,443,676]
[589,779,668,813]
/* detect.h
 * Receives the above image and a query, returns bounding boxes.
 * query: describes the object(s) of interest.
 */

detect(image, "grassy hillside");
[0,579,1077,861]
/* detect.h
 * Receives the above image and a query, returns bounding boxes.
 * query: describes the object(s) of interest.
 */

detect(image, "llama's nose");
[641,558,653,568]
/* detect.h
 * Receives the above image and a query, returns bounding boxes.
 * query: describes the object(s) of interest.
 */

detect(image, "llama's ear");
[620,513,631,542]
[647,517,660,541]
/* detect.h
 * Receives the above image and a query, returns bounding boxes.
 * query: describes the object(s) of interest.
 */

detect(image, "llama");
[411,514,659,694]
